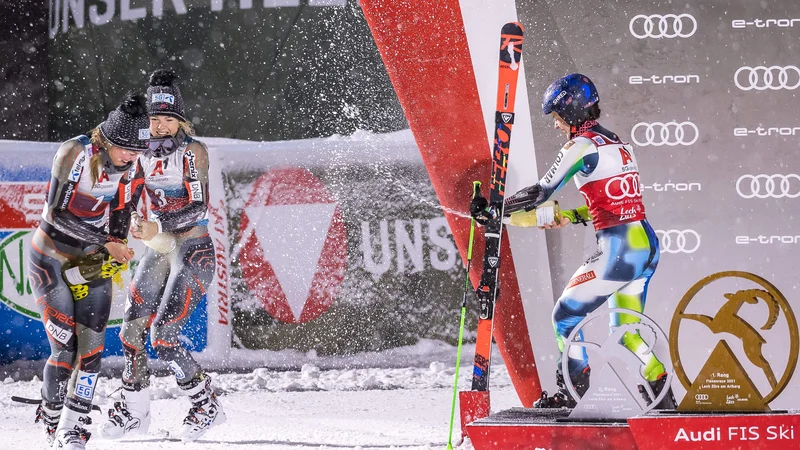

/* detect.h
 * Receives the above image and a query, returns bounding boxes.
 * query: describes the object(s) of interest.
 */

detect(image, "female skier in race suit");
[30,94,148,449]
[475,74,675,409]
[100,69,222,442]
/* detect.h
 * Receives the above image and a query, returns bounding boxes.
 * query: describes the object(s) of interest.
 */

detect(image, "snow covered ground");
[0,352,521,450]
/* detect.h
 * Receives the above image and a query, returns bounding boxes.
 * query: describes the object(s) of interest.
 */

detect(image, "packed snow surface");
[0,353,518,450]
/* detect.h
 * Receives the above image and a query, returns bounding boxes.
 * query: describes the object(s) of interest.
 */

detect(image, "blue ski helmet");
[541,74,599,126]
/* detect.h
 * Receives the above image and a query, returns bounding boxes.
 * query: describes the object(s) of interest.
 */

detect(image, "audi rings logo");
[631,121,699,147]
[629,14,697,39]
[657,229,701,254]
[734,66,800,91]
[736,174,800,199]
[605,173,641,200]
[695,394,709,401]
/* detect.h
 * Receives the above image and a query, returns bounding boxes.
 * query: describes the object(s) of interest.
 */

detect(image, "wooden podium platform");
[465,408,800,450]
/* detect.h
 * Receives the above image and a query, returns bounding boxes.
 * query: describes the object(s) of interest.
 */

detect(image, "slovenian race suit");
[521,123,666,383]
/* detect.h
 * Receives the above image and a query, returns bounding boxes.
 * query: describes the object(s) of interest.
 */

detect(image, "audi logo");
[656,229,701,254]
[605,173,641,200]
[695,394,709,401]
[734,66,800,91]
[736,174,800,199]
[629,14,697,39]
[631,121,699,147]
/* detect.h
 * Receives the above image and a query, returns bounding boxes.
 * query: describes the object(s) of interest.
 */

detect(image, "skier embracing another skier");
[31,94,146,449]
[99,69,224,442]
[471,73,676,409]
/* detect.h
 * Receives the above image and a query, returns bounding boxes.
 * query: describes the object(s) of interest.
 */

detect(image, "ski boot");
[35,400,62,445]
[178,374,226,441]
[638,372,677,410]
[533,367,591,409]
[99,387,151,439]
[51,406,92,450]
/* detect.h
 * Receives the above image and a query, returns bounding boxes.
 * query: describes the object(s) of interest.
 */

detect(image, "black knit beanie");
[147,69,186,121]
[99,93,150,151]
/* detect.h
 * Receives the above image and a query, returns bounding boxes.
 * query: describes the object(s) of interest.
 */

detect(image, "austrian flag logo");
[237,167,347,324]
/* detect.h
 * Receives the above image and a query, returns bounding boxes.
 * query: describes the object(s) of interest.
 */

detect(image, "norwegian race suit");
[29,135,136,415]
[519,123,665,383]
[120,135,215,389]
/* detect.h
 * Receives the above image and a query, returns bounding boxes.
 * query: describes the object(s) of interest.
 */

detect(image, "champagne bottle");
[62,251,125,300]
[505,200,561,228]
[132,211,176,254]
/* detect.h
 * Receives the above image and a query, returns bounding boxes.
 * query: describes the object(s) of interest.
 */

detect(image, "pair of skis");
[447,22,524,447]
[470,21,524,392]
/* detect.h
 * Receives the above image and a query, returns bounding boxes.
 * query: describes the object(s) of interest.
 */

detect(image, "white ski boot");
[99,388,151,439]
[35,401,62,445]
[178,374,226,441]
[51,406,92,450]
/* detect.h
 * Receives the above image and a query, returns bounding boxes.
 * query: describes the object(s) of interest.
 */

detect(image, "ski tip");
[502,22,524,35]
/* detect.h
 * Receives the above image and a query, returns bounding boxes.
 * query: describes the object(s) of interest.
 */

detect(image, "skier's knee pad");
[150,327,180,360]
[49,346,77,366]
[119,319,148,351]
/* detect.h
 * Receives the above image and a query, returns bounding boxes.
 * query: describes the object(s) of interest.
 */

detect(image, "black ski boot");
[533,367,591,409]
[35,400,62,445]
[638,373,677,410]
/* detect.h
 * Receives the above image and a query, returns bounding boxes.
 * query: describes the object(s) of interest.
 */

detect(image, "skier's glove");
[504,184,542,216]
[469,195,491,225]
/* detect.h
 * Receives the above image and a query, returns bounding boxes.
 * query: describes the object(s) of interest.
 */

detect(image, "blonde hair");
[89,127,111,187]
[179,120,195,136]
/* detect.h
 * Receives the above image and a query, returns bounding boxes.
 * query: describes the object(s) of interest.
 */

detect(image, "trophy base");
[465,408,800,450]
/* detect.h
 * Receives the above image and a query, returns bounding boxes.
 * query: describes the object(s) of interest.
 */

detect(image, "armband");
[572,209,588,227]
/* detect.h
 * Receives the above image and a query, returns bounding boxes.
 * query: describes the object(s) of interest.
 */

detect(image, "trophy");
[670,271,798,411]
[562,308,674,420]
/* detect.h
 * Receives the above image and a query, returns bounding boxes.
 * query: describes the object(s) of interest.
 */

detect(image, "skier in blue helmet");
[473,73,676,409]
[541,73,600,135]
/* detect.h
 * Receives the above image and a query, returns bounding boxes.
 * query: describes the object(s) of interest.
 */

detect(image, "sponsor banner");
[1,134,459,367]
[222,144,465,356]
[0,144,207,365]
[204,147,231,355]
[47,0,348,38]
[512,0,800,410]
[629,414,800,450]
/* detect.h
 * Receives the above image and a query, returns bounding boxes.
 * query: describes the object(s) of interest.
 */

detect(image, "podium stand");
[466,408,800,450]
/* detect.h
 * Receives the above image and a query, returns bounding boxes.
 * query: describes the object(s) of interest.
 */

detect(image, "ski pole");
[447,181,480,450]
